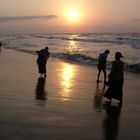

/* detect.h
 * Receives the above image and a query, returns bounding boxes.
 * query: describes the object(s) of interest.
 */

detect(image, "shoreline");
[0,48,140,140]
[4,47,140,74]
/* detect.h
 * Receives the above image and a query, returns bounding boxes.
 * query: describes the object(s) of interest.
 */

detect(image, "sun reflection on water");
[60,63,76,101]
[68,40,79,53]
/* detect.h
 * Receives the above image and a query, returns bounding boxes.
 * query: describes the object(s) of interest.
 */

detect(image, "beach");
[0,48,140,140]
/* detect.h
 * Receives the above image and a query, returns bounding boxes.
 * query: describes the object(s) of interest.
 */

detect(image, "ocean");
[0,33,140,73]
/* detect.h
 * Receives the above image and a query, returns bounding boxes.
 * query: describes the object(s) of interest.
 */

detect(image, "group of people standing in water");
[36,46,124,106]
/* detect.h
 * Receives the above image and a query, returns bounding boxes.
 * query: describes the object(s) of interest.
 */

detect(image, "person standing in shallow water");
[104,52,124,106]
[36,46,49,77]
[96,50,110,83]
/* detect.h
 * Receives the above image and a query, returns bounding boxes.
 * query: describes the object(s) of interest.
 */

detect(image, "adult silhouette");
[104,52,124,106]
[36,46,49,77]
[96,50,110,83]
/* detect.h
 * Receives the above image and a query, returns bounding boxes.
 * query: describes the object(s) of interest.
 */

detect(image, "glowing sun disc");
[68,10,79,21]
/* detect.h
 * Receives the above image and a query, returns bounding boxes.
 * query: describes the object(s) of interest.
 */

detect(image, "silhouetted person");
[36,46,49,77]
[103,105,121,140]
[35,77,46,100]
[96,50,110,83]
[104,52,124,106]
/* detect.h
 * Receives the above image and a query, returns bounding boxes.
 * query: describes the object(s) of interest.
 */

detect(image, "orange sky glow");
[0,0,140,33]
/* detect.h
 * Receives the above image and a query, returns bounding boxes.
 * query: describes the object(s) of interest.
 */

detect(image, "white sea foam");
[1,33,140,73]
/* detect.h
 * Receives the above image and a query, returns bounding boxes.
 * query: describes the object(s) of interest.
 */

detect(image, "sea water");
[0,33,140,73]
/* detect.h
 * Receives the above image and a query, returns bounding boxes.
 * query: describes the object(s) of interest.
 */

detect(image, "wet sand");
[0,48,140,140]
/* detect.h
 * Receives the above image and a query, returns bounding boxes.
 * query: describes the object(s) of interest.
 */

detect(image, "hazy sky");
[0,0,140,33]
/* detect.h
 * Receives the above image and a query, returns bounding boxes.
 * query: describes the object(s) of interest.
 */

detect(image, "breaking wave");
[1,33,140,74]
[31,33,140,49]
[3,46,140,73]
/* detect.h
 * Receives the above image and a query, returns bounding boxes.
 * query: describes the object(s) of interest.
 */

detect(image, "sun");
[62,7,83,24]
[68,10,78,19]
[67,10,80,22]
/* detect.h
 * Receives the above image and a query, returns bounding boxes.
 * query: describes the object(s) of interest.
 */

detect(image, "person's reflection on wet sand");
[103,105,121,140]
[94,83,106,112]
[35,77,47,102]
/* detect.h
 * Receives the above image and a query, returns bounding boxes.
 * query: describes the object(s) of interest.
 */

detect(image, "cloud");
[0,15,58,22]
[132,18,140,22]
